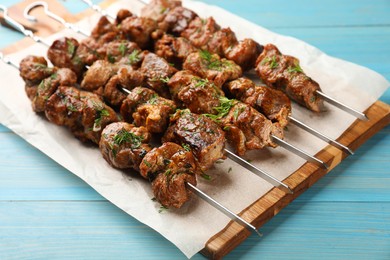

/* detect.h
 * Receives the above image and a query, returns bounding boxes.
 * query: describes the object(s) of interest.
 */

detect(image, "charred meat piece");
[119,16,158,49]
[47,37,85,78]
[120,87,176,133]
[224,38,263,71]
[154,35,197,69]
[159,6,198,35]
[99,122,152,171]
[45,86,118,144]
[141,0,182,23]
[103,75,128,107]
[115,9,134,25]
[181,17,220,49]
[225,78,291,127]
[75,39,102,66]
[139,142,198,208]
[218,101,282,156]
[91,16,123,45]
[168,70,224,114]
[183,51,242,88]
[99,40,141,65]
[19,56,54,86]
[140,52,178,98]
[33,68,77,113]
[81,60,119,92]
[255,44,324,112]
[206,28,238,57]
[163,110,226,172]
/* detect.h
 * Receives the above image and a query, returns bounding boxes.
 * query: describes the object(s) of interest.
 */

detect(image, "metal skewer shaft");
[24,1,91,37]
[289,116,354,155]
[316,90,368,121]
[186,182,261,236]
[0,53,261,236]
[272,135,329,169]
[0,5,51,47]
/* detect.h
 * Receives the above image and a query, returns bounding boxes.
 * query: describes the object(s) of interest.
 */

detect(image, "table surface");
[1,0,389,259]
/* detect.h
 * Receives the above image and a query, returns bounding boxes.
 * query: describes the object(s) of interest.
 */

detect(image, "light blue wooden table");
[1,0,389,259]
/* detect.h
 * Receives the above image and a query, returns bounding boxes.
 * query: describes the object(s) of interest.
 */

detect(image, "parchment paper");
[0,0,389,258]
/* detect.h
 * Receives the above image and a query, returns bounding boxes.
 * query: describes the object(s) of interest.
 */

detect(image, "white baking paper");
[0,0,389,258]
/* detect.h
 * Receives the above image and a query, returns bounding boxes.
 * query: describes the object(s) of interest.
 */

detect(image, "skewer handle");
[316,90,368,121]
[272,135,329,169]
[225,149,293,194]
[186,182,262,237]
[79,0,116,20]
[289,116,354,155]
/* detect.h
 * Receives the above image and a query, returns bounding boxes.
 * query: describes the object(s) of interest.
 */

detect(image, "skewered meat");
[154,35,197,68]
[115,9,134,25]
[90,16,123,46]
[19,55,54,87]
[141,0,182,23]
[33,68,77,113]
[47,37,85,78]
[225,78,291,127]
[183,50,242,87]
[158,6,197,35]
[45,86,118,144]
[81,60,119,92]
[255,44,324,112]
[168,70,224,114]
[119,16,158,49]
[99,40,141,65]
[140,52,178,98]
[99,122,152,171]
[139,142,198,208]
[224,38,263,71]
[181,17,220,49]
[163,110,226,172]
[120,87,176,133]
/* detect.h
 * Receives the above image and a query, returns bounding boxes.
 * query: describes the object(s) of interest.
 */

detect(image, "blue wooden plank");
[0,201,388,259]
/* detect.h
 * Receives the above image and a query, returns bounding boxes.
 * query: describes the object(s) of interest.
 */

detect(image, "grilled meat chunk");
[168,70,224,114]
[141,0,182,23]
[225,38,263,71]
[33,68,77,113]
[81,60,119,92]
[140,142,198,208]
[99,40,141,65]
[225,78,291,127]
[159,6,197,35]
[45,86,118,144]
[115,9,134,25]
[219,101,282,156]
[99,122,152,171]
[140,52,178,98]
[154,35,197,69]
[120,87,176,133]
[19,56,54,86]
[119,16,158,49]
[255,44,324,112]
[163,110,226,172]
[47,37,85,78]
[183,51,242,88]
[91,16,123,45]
[181,17,220,49]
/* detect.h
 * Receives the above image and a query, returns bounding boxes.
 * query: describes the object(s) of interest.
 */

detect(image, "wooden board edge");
[202,100,390,259]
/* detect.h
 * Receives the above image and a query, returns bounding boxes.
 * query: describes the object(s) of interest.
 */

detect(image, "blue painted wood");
[0,0,389,259]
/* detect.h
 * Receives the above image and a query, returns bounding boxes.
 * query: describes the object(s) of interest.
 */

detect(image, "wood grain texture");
[0,0,389,259]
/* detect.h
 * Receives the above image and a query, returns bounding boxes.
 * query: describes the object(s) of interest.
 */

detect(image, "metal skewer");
[20,3,301,189]
[79,0,115,20]
[0,51,262,236]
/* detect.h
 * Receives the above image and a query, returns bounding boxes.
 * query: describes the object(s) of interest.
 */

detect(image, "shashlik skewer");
[0,12,293,197]
[21,3,329,169]
[0,52,261,236]
[136,0,368,120]
[71,1,354,155]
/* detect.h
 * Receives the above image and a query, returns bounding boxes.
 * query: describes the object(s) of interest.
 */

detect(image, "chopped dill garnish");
[204,97,237,122]
[144,161,152,167]
[119,43,127,56]
[128,49,141,65]
[107,54,116,63]
[182,143,191,152]
[270,55,278,69]
[113,128,143,148]
[164,169,172,176]
[67,39,75,56]
[287,62,303,73]
[92,102,110,131]
[148,93,159,105]
[160,76,170,83]
[193,78,209,88]
[159,205,168,213]
[201,173,211,180]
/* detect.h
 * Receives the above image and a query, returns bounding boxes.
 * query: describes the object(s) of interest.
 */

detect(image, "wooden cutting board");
[2,0,390,258]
